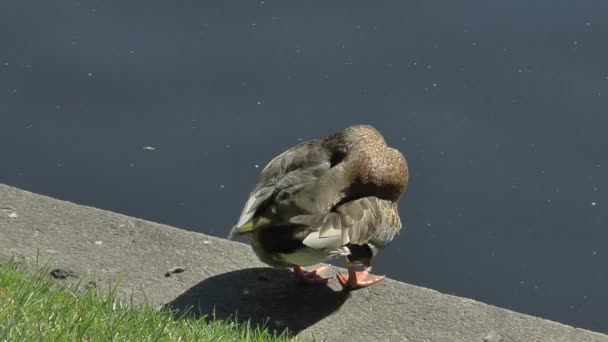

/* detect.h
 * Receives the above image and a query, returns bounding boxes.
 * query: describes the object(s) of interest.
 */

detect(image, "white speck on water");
[254,164,259,168]
[142,146,156,151]
[591,202,597,206]
[556,187,560,193]
[226,144,230,148]
[220,184,224,188]
[432,83,437,87]
[95,241,103,245]
[130,50,135,54]
[242,288,250,295]
[88,72,93,77]
[8,212,17,218]
[592,251,597,255]
[257,101,261,105]
[585,22,592,27]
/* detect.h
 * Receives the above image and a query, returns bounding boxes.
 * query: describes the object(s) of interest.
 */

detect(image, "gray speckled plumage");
[229,125,409,271]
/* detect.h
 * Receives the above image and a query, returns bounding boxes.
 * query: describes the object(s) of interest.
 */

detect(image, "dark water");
[1,0,607,334]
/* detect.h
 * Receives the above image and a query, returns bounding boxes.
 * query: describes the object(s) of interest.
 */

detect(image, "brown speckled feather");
[290,197,402,250]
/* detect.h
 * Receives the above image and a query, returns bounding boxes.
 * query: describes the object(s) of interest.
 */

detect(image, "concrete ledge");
[0,184,606,341]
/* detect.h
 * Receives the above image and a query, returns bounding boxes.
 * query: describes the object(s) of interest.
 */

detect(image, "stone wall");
[1,184,605,341]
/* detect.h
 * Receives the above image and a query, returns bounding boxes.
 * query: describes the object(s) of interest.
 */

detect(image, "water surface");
[1,0,607,333]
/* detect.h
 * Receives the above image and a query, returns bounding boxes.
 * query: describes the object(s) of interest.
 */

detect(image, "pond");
[1,0,606,334]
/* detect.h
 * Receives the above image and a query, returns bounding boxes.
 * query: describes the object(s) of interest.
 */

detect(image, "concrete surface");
[0,183,606,342]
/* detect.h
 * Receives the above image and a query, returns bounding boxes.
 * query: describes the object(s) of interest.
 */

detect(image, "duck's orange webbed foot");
[293,265,332,285]
[337,266,385,290]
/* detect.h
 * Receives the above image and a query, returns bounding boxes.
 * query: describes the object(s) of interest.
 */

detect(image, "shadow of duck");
[162,267,350,336]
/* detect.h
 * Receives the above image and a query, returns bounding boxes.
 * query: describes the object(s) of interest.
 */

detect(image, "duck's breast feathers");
[340,197,402,248]
[231,139,331,235]
[290,196,402,252]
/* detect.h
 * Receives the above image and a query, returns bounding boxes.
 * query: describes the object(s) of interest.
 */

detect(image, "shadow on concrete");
[163,267,349,336]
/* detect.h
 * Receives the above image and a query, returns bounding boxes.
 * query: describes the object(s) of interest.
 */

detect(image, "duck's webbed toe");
[337,266,386,290]
[293,265,332,285]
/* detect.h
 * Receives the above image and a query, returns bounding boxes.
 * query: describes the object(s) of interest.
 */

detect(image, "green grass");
[0,262,293,341]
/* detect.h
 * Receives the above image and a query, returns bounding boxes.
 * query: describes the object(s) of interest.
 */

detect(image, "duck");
[229,124,409,290]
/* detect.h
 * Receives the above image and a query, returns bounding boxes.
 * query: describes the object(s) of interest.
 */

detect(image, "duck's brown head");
[324,125,409,204]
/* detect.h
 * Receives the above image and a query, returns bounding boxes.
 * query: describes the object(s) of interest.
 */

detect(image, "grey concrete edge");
[0,184,606,342]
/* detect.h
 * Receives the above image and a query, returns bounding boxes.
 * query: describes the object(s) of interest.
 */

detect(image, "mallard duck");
[229,125,409,289]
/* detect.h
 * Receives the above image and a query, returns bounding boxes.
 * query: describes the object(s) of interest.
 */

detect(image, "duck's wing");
[289,197,402,253]
[229,139,331,238]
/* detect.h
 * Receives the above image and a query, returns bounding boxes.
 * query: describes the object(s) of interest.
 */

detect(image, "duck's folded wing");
[289,197,402,252]
[230,140,330,237]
